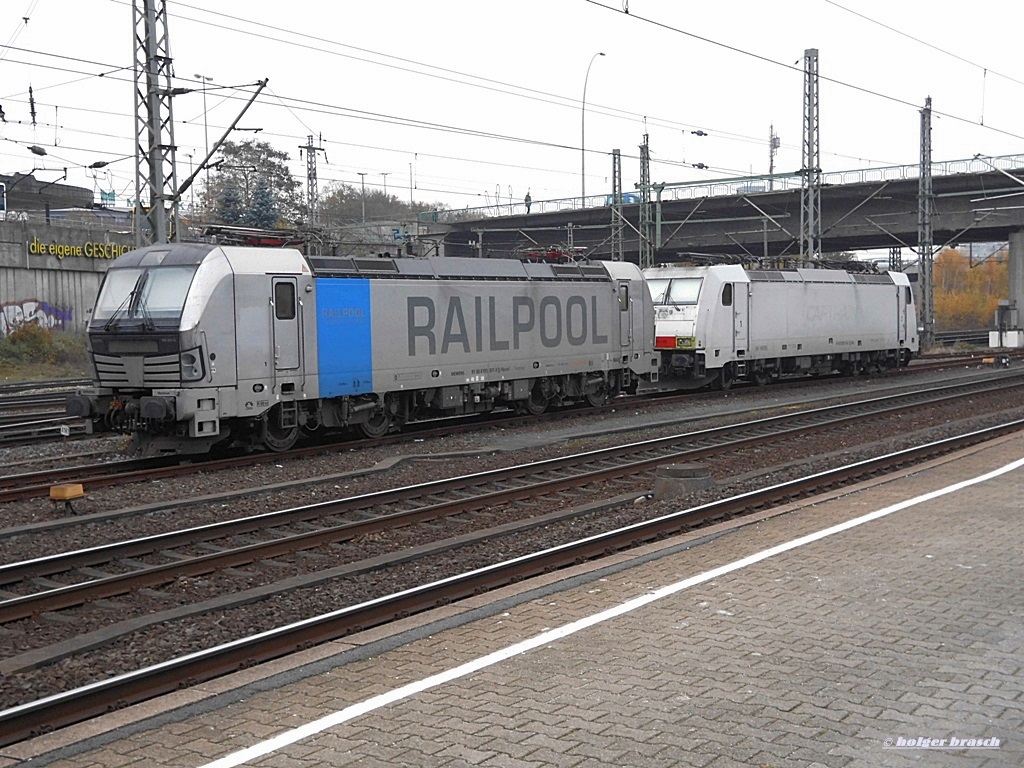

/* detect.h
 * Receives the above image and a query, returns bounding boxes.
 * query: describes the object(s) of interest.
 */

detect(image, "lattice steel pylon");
[768,124,780,190]
[638,133,653,269]
[133,0,180,246]
[889,246,903,272]
[918,96,935,349]
[610,149,624,262]
[799,48,821,264]
[300,135,326,227]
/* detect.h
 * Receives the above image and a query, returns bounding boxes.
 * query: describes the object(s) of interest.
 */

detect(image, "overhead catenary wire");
[824,0,1024,90]
[583,0,1024,145]
[0,11,929,176]
[0,0,37,66]
[2,2,1024,207]
[0,47,942,187]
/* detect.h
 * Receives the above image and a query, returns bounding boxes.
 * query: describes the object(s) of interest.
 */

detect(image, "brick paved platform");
[4,433,1022,768]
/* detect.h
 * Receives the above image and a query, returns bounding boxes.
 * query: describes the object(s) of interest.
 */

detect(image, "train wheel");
[262,406,299,452]
[585,383,608,407]
[751,370,771,387]
[716,366,734,391]
[357,410,392,439]
[519,388,548,416]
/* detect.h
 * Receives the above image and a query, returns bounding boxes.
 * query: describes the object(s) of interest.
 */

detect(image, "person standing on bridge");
[524,190,531,214]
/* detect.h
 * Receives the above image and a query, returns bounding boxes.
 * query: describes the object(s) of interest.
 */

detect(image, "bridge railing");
[419,153,1024,225]
[417,193,607,224]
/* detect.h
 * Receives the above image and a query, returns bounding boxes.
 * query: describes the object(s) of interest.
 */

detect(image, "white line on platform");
[198,455,1024,768]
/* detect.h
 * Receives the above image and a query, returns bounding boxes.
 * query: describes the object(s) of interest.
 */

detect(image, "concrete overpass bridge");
[424,153,1024,262]
[422,153,1024,343]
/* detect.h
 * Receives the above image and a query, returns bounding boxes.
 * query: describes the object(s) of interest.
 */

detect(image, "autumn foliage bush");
[0,324,89,379]
[933,247,1007,330]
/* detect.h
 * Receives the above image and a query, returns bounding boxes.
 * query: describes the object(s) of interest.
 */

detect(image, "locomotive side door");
[271,277,300,371]
[897,284,909,346]
[618,281,632,346]
[734,282,749,355]
[723,282,749,356]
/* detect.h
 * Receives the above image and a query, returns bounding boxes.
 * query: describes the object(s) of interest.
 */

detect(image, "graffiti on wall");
[0,299,73,337]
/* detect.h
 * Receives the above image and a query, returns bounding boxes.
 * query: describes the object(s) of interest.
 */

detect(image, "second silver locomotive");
[644,264,917,389]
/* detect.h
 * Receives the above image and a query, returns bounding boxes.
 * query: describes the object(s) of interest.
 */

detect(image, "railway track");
[7,375,1023,601]
[0,416,85,446]
[0,373,1022,744]
[0,408,65,426]
[0,383,87,447]
[0,350,1017,458]
[0,378,90,397]
[933,328,993,346]
[3,359,1020,504]
[1,416,1020,748]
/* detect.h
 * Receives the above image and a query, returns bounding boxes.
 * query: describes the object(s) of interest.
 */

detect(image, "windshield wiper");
[103,272,149,330]
[103,292,133,330]
[136,291,154,330]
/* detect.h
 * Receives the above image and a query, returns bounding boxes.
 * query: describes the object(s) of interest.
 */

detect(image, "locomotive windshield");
[91,265,198,329]
[645,277,703,305]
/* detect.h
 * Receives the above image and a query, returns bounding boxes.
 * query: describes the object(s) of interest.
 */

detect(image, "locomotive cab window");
[905,286,912,304]
[721,283,733,306]
[274,281,296,320]
[646,277,702,305]
[618,283,629,311]
[91,265,198,328]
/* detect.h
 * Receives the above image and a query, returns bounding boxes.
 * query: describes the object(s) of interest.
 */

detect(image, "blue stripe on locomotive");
[315,278,374,396]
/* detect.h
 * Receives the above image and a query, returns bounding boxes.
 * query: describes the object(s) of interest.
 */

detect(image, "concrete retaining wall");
[0,220,133,336]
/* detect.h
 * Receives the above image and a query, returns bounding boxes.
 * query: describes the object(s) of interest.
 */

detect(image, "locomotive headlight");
[180,347,206,382]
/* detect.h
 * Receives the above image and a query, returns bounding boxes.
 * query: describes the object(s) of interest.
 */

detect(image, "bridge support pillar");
[993,229,1024,347]
[1010,230,1024,318]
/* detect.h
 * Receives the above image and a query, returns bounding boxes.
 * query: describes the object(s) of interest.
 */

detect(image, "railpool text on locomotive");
[407,294,610,355]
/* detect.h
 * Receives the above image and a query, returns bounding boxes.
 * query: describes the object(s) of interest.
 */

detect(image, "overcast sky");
[1,0,1022,214]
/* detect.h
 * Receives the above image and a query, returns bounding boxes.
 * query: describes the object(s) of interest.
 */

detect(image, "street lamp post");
[357,172,368,222]
[194,74,213,187]
[187,153,194,214]
[581,52,605,206]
